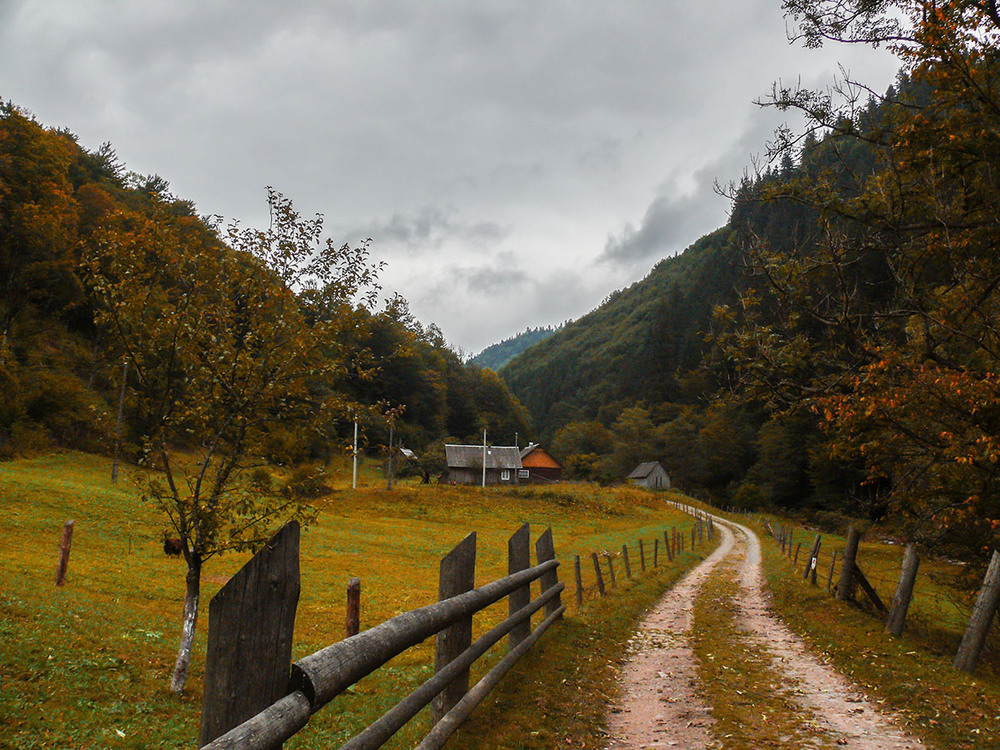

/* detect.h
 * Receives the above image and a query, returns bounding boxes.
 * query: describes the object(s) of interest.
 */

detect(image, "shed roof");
[628,461,666,479]
[445,444,522,470]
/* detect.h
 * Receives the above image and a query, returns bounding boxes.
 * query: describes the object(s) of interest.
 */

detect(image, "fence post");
[535,527,562,620]
[954,550,1000,673]
[54,520,74,587]
[664,530,673,562]
[837,526,862,602]
[672,527,677,556]
[787,529,794,557]
[199,521,300,749]
[638,539,646,572]
[432,532,477,724]
[574,555,583,607]
[805,535,821,582]
[622,545,632,579]
[653,538,659,567]
[606,554,617,589]
[886,544,920,637]
[828,549,839,592]
[507,524,531,652]
[346,577,361,637]
[793,543,802,566]
[591,552,606,597]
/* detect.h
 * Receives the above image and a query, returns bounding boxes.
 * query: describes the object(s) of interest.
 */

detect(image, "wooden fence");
[197,513,715,749]
[762,518,1000,675]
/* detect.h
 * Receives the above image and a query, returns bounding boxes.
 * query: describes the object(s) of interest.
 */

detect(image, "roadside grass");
[745,514,1000,750]
[691,554,834,750]
[1,451,703,749]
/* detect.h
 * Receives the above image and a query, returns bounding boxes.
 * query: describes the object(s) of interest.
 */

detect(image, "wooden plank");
[534,527,562,619]
[54,519,74,587]
[346,578,361,637]
[574,555,583,607]
[432,532,476,724]
[507,524,531,651]
[886,545,920,637]
[955,550,1000,673]
[836,526,862,602]
[853,564,888,614]
[199,521,301,748]
[591,552,606,597]
[805,534,821,583]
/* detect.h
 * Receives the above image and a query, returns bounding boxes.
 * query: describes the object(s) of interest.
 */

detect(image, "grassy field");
[0,451,706,749]
[734,510,1000,750]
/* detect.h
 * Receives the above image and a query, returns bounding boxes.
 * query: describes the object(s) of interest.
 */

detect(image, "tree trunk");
[171,557,202,693]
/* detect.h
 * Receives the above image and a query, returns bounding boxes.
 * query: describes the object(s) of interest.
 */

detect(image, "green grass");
[0,451,706,749]
[743,512,1000,750]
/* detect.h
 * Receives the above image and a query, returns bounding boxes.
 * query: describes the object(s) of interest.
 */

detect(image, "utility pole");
[387,417,394,490]
[352,419,358,489]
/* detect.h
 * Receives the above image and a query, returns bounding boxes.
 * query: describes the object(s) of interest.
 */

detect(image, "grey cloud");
[600,107,793,266]
[0,0,903,352]
[346,208,508,255]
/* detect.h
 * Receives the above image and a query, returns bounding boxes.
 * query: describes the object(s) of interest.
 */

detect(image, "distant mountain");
[470,326,560,371]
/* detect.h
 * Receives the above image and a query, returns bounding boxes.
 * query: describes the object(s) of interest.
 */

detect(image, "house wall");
[629,466,670,490]
[445,468,518,485]
[525,467,561,483]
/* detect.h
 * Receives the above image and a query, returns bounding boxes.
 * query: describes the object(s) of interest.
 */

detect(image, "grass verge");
[751,516,1000,750]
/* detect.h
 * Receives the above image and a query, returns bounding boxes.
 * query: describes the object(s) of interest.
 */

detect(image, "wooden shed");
[443,444,522,485]
[627,461,670,490]
[519,443,562,483]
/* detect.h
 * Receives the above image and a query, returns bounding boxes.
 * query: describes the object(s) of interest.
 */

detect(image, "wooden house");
[627,461,670,490]
[443,444,522,485]
[518,443,562,483]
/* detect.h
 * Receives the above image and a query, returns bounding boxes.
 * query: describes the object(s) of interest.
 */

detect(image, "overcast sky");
[0,1,901,355]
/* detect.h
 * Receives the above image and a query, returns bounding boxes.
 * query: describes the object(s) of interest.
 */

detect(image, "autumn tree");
[86,188,381,692]
[717,1,1000,553]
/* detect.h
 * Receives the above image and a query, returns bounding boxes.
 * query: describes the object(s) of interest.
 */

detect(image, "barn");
[627,461,671,490]
[519,443,562,483]
[443,444,523,485]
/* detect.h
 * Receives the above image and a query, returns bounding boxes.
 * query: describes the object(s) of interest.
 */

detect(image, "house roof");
[519,442,539,459]
[520,443,562,469]
[628,461,666,479]
[445,444,522,470]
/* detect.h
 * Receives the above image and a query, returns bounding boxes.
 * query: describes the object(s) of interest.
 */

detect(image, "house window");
[518,469,530,479]
[501,470,510,481]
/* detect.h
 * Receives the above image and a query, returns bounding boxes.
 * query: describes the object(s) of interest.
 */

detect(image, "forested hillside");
[470,325,559,371]
[503,1,1000,561]
[0,102,530,464]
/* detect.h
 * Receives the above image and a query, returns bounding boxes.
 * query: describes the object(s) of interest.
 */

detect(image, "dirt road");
[606,515,927,749]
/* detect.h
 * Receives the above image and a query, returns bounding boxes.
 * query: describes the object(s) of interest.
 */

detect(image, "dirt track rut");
[606,515,927,750]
